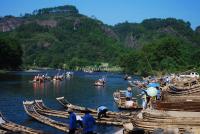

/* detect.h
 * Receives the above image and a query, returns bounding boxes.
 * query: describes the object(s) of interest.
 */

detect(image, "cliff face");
[0,17,58,32]
[0,5,78,32]
[112,18,200,49]
[0,16,23,32]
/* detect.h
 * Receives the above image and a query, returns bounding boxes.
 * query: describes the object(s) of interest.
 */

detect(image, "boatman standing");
[137,90,148,110]
[68,108,77,134]
[97,106,108,119]
[76,115,83,128]
[125,87,133,101]
[82,108,95,134]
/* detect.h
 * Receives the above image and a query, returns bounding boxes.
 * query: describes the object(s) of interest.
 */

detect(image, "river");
[0,70,141,134]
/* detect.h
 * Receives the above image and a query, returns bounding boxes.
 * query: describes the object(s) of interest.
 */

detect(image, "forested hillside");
[0,5,200,75]
[115,18,200,75]
[0,5,125,69]
[0,36,22,69]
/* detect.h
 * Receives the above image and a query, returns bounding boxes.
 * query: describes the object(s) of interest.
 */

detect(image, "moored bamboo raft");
[113,90,142,110]
[56,97,134,117]
[34,100,129,126]
[0,112,43,134]
[153,100,200,112]
[129,109,200,133]
[169,83,200,91]
[133,119,200,133]
[165,79,200,96]
[162,94,200,102]
[23,101,69,132]
[142,112,200,124]
[167,86,200,95]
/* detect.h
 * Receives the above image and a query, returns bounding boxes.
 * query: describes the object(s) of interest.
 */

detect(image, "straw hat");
[127,87,132,91]
[83,108,90,113]
[67,108,73,113]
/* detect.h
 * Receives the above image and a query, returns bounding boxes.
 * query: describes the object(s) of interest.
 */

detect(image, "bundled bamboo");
[23,101,69,132]
[0,112,44,134]
[165,77,200,96]
[162,94,200,102]
[167,86,200,95]
[129,109,200,133]
[153,100,200,112]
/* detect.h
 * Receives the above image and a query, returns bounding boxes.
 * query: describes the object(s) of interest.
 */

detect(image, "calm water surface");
[0,70,141,134]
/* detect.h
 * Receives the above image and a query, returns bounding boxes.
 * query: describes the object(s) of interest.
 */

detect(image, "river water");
[0,70,141,134]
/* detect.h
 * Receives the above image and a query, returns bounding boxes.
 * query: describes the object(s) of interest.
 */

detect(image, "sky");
[0,0,200,29]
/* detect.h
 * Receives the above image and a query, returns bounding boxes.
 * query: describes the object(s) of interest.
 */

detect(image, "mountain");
[0,5,125,69]
[113,18,200,49]
[0,5,200,74]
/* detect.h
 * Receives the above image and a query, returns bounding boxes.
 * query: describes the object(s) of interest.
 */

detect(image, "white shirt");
[76,115,82,121]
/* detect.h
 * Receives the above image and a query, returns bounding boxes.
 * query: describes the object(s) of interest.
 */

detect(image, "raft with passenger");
[94,77,106,86]
[124,75,132,80]
[113,90,141,110]
[52,75,64,81]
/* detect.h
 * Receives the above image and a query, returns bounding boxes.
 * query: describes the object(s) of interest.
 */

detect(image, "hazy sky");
[0,0,199,29]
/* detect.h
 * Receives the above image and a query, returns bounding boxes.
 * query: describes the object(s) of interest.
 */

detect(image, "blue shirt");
[157,89,161,99]
[125,91,132,98]
[82,113,95,133]
[69,112,77,129]
[97,106,107,113]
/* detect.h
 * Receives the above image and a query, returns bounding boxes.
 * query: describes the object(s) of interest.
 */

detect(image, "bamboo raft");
[166,78,200,96]
[56,97,135,117]
[23,101,69,132]
[167,85,200,95]
[130,109,200,133]
[162,94,200,102]
[0,112,43,134]
[34,100,131,126]
[113,90,142,110]
[153,100,200,112]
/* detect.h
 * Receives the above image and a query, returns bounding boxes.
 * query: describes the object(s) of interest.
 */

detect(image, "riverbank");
[0,70,9,74]
[24,65,123,73]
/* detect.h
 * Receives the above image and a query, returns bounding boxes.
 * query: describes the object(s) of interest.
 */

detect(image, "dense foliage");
[0,35,22,69]
[114,18,200,75]
[119,36,200,76]
[5,6,125,69]
[0,5,200,75]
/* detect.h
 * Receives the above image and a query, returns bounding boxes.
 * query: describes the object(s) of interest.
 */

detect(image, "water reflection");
[94,85,105,90]
[33,82,50,97]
